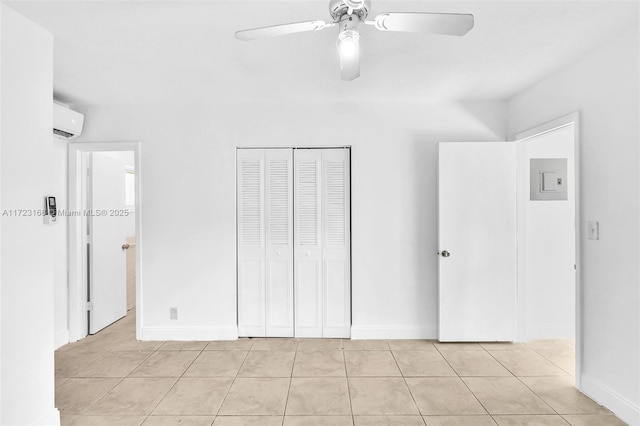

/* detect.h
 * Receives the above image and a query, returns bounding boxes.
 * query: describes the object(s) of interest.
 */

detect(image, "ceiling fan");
[235,0,474,81]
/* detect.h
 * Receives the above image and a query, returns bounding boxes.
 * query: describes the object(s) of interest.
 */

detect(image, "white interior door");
[89,152,128,334]
[438,142,516,342]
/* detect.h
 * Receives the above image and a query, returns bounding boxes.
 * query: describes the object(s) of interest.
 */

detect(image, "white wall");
[0,5,58,425]
[75,101,506,340]
[102,150,134,169]
[0,4,3,422]
[51,103,82,350]
[508,26,639,425]
[53,138,68,349]
[99,150,135,237]
[516,125,575,341]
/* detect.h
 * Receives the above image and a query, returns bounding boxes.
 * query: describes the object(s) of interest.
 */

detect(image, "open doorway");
[514,113,580,385]
[86,150,136,334]
[436,114,580,384]
[67,142,142,342]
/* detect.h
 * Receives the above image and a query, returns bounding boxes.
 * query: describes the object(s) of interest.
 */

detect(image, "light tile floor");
[56,311,627,426]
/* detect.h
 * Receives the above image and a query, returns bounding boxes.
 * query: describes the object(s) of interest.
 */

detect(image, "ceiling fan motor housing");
[339,14,361,34]
[329,0,371,21]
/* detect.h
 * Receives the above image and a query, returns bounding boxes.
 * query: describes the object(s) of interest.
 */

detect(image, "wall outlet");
[170,307,178,320]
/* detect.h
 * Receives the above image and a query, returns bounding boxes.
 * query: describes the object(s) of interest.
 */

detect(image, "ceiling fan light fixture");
[338,29,359,57]
[234,0,474,81]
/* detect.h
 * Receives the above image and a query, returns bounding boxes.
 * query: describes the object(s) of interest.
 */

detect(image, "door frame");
[67,141,143,342]
[512,111,582,388]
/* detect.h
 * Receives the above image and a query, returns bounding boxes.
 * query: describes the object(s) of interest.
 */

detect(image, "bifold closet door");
[293,150,323,337]
[264,149,294,337]
[294,149,351,338]
[321,149,351,338]
[237,149,293,337]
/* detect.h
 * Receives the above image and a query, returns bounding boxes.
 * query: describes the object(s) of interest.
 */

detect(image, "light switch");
[587,221,599,240]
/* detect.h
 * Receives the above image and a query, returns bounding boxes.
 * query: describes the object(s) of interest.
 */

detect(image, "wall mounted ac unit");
[53,103,84,140]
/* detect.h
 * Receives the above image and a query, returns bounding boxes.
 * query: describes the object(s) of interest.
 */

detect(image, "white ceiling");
[8,0,639,105]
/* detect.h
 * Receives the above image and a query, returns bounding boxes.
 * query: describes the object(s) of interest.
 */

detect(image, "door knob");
[122,243,130,250]
[440,250,450,258]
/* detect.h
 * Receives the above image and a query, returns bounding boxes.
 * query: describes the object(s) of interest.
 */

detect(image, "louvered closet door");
[294,148,351,338]
[237,149,266,337]
[322,149,351,338]
[294,149,324,337]
[264,149,294,337]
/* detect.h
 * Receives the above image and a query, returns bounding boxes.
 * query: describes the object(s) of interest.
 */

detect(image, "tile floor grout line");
[512,375,565,417]
[388,345,426,423]
[529,346,575,376]
[434,345,494,419]
[280,343,298,424]
[341,346,356,426]
[68,349,154,380]
[482,348,522,378]
[213,341,252,420]
[70,376,127,417]
[483,348,562,417]
[557,413,618,426]
[143,344,208,418]
[487,347,571,377]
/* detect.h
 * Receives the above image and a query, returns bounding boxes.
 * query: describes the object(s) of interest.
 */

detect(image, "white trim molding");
[67,141,143,342]
[525,326,575,341]
[350,325,437,340]
[512,111,583,388]
[34,408,60,426]
[141,326,239,341]
[581,374,640,426]
[54,329,70,350]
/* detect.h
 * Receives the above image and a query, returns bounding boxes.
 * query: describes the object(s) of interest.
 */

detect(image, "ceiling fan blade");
[236,20,335,41]
[372,12,474,36]
[339,41,360,81]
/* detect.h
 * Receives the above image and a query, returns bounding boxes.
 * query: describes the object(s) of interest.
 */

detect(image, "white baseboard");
[238,326,266,338]
[141,326,238,341]
[54,329,70,350]
[526,325,575,340]
[581,373,640,426]
[34,407,60,425]
[350,325,437,340]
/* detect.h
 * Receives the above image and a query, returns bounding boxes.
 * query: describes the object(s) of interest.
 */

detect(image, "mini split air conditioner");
[53,103,84,140]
